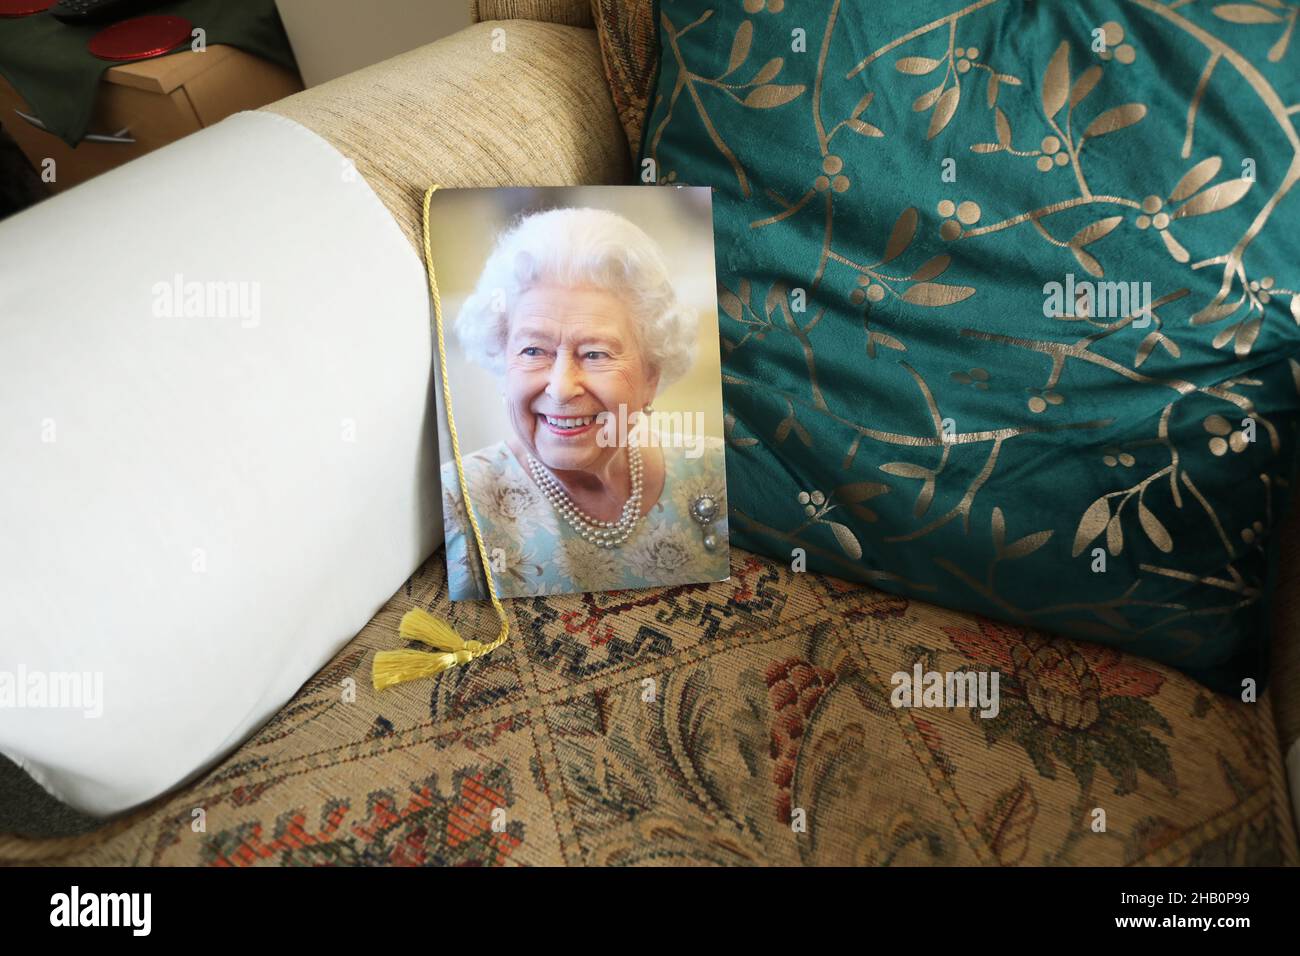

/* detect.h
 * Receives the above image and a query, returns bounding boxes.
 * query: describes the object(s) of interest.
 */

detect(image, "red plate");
[0,0,55,16]
[87,14,193,62]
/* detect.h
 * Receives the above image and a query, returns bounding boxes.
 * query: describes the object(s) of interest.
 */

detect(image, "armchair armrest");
[1271,507,1300,828]
[262,20,630,254]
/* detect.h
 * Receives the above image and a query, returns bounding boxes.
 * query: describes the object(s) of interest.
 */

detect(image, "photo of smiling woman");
[432,187,729,600]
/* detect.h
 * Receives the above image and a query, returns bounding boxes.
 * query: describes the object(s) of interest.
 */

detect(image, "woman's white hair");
[455,207,697,390]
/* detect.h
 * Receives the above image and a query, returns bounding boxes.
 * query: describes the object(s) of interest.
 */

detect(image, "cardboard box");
[0,45,302,192]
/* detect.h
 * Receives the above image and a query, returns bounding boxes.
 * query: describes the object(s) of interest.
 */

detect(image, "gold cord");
[371,185,510,690]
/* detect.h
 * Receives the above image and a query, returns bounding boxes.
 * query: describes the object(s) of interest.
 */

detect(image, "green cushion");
[639,0,1300,693]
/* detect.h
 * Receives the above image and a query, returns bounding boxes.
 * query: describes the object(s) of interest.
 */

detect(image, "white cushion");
[0,111,438,817]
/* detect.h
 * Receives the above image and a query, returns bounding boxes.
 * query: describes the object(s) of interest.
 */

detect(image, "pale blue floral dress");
[441,437,730,600]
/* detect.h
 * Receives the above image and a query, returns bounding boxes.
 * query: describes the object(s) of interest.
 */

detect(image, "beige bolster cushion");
[262,20,629,255]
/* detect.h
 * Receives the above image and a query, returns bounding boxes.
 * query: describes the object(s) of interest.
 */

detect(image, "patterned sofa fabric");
[2,547,1292,865]
[591,0,659,155]
[471,0,594,27]
[639,0,1300,693]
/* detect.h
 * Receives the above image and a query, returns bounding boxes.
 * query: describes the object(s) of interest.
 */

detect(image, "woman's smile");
[538,412,599,437]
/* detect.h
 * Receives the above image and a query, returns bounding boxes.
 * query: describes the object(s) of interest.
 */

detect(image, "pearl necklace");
[527,445,645,548]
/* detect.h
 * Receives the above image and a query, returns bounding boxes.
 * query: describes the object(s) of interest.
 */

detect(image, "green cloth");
[640,0,1300,693]
[0,0,296,146]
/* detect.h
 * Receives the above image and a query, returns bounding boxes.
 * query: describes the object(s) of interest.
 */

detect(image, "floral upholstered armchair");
[1,0,1295,866]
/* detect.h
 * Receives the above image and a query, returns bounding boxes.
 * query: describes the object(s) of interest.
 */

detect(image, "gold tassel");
[371,185,511,690]
[373,610,490,689]
[372,648,469,690]
[399,607,485,655]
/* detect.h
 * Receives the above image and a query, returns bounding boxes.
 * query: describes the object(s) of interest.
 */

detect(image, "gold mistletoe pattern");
[644,0,1300,673]
[1212,0,1299,62]
[952,37,1264,299]
[651,8,810,197]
